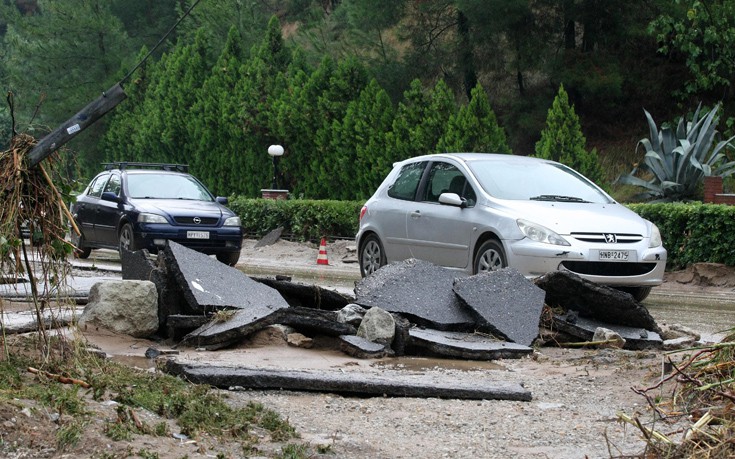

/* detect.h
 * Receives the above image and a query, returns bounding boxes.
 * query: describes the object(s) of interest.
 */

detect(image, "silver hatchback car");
[356,153,667,301]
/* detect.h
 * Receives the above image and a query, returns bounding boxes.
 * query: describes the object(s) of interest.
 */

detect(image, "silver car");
[356,153,667,301]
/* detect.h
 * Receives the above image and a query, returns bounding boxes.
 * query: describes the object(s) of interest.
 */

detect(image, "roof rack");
[102,162,189,173]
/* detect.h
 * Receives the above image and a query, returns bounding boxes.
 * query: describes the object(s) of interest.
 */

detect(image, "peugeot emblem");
[193,217,201,224]
[604,233,617,244]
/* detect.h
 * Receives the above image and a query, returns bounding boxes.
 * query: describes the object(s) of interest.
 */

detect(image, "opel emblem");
[604,233,616,244]
[193,217,201,224]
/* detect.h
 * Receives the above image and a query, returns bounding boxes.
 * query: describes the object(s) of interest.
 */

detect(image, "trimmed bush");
[629,202,735,270]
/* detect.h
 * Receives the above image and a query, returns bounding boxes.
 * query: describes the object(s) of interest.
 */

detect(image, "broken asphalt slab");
[163,359,532,401]
[162,241,290,313]
[535,270,662,333]
[354,259,475,331]
[452,268,545,346]
[251,275,353,310]
[553,314,663,350]
[408,328,533,360]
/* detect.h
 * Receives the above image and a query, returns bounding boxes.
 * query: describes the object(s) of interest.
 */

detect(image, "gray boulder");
[80,280,158,338]
[357,307,395,345]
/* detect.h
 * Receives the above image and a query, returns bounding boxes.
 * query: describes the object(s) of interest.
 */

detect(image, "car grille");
[560,261,657,277]
[173,217,219,226]
[569,232,643,244]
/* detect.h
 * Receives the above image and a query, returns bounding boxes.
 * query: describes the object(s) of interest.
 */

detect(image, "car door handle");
[410,210,421,219]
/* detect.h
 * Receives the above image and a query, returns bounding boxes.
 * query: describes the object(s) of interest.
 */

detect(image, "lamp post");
[267,144,284,189]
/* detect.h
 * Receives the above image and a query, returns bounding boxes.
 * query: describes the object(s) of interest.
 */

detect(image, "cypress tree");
[534,84,603,184]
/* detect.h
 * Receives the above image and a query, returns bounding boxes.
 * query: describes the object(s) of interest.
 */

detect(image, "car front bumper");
[134,223,243,255]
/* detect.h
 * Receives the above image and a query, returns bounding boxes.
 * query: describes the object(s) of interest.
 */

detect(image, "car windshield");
[467,159,612,203]
[126,173,214,201]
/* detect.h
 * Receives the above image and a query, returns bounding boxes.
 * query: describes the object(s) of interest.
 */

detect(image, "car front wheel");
[359,234,386,277]
[118,223,137,253]
[474,239,506,274]
[216,251,241,267]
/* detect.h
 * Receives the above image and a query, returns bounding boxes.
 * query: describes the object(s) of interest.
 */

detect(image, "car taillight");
[359,205,367,221]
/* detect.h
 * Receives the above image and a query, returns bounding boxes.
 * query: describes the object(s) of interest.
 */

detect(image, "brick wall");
[703,176,735,205]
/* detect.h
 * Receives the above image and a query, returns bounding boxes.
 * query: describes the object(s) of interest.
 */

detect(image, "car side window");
[103,174,122,196]
[388,161,426,201]
[422,162,477,206]
[87,174,110,198]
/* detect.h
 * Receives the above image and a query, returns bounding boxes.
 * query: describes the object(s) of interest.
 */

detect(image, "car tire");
[359,234,386,277]
[70,231,91,259]
[118,223,137,252]
[474,239,506,274]
[616,286,653,302]
[217,251,241,267]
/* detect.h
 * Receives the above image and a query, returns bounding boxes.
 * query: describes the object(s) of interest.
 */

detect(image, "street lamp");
[267,144,284,189]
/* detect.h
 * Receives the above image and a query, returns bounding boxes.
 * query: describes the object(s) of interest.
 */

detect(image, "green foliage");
[629,202,735,269]
[618,104,735,202]
[438,83,510,153]
[649,0,735,97]
[534,84,603,184]
[228,198,363,241]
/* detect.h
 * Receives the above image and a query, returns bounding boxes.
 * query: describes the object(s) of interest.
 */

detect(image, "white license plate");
[599,250,629,261]
[187,231,210,239]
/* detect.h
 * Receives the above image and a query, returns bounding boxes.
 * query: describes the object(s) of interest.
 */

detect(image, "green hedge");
[629,202,735,270]
[229,198,735,269]
[228,197,363,241]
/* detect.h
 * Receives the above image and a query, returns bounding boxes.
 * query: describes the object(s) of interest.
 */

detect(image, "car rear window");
[388,161,426,201]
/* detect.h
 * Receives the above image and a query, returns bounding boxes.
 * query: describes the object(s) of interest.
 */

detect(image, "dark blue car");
[69,163,243,265]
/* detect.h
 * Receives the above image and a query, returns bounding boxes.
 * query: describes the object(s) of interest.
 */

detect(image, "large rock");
[357,307,395,345]
[79,280,158,338]
[354,259,475,331]
[452,268,545,346]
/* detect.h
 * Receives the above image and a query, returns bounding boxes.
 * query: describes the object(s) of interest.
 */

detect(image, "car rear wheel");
[359,234,386,277]
[474,239,506,274]
[216,251,241,267]
[118,223,137,252]
[616,286,653,302]
[70,231,91,259]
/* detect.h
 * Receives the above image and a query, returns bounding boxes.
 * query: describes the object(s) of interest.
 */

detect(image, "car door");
[378,160,428,262]
[405,161,478,269]
[94,173,123,246]
[74,173,109,245]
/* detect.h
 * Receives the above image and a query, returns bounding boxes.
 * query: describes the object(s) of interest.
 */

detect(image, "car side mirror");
[100,191,120,203]
[216,196,228,205]
[438,192,466,208]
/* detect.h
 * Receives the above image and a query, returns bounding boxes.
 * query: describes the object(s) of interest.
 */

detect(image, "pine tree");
[534,84,603,184]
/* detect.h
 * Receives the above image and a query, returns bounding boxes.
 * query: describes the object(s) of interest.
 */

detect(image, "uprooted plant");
[0,131,77,360]
[618,330,735,458]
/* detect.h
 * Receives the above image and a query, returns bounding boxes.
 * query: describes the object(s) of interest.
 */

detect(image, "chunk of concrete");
[354,259,475,331]
[452,268,545,346]
[357,307,395,345]
[592,327,626,349]
[164,360,532,401]
[254,227,283,248]
[337,303,367,327]
[79,280,158,338]
[535,271,662,333]
[162,241,290,313]
[408,328,533,360]
[552,314,662,350]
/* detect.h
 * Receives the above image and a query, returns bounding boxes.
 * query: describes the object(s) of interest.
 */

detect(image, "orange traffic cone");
[317,237,329,265]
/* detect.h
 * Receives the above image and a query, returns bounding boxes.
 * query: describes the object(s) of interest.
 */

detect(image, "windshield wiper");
[529,194,590,203]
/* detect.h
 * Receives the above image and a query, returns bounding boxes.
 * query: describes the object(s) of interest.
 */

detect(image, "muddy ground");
[1,239,734,458]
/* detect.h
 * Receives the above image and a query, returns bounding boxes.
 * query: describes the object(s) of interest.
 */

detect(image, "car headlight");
[223,216,241,227]
[138,213,167,224]
[649,224,662,248]
[517,219,570,246]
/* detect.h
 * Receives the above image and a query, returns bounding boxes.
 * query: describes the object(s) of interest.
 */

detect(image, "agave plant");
[618,103,735,202]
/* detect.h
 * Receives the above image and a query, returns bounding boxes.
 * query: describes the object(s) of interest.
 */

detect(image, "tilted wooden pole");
[26,83,127,168]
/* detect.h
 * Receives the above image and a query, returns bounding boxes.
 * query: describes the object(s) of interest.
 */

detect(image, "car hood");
[492,200,651,234]
[129,199,229,217]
